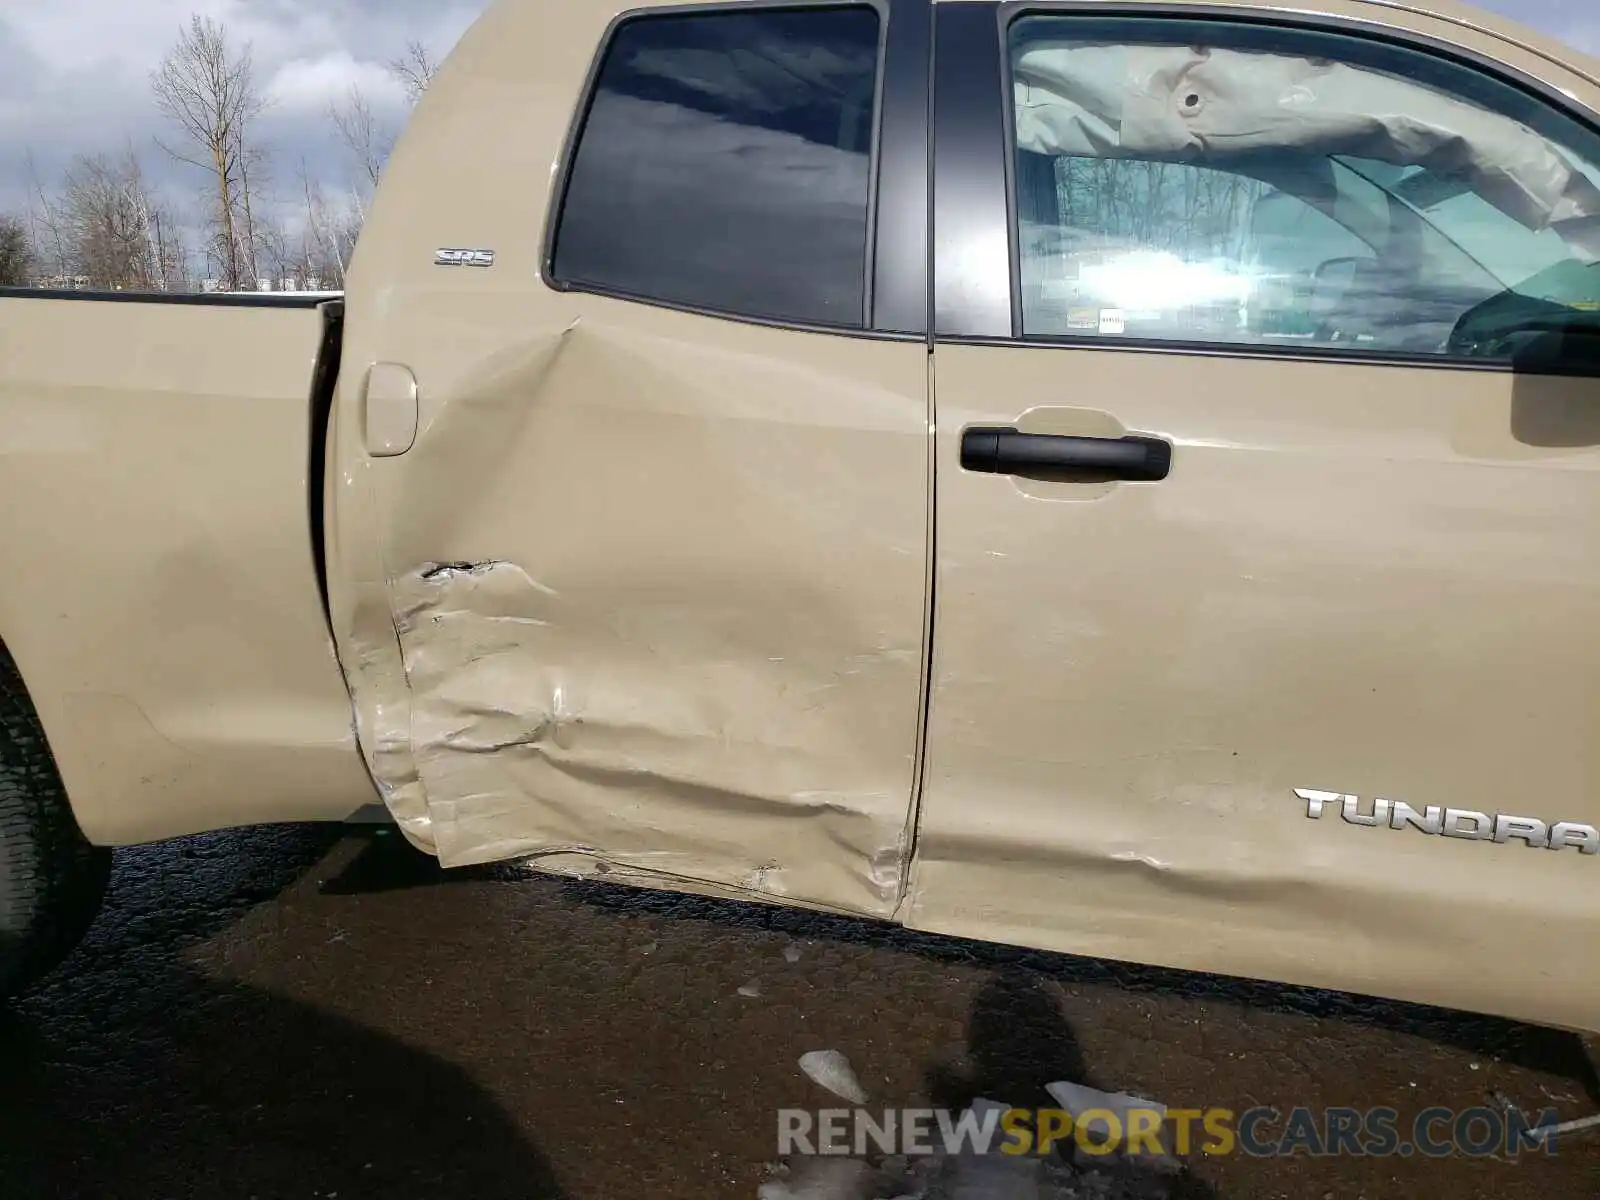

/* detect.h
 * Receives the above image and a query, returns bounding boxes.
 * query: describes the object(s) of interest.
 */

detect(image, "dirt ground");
[3,824,1598,1199]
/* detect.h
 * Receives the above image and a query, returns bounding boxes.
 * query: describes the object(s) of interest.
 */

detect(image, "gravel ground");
[3,825,1598,1199]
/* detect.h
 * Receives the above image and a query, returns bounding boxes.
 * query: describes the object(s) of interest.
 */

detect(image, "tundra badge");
[435,248,496,267]
[1294,789,1599,854]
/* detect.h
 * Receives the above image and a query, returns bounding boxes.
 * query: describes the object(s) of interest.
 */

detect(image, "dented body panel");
[328,302,930,913]
[325,0,931,917]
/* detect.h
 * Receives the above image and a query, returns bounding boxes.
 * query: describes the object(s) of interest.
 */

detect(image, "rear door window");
[551,6,884,329]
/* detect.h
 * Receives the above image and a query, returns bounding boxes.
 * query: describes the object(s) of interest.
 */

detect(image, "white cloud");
[265,54,407,114]
[6,1,242,77]
[0,0,485,217]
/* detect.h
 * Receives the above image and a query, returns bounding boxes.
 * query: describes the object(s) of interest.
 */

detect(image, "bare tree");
[132,161,192,292]
[151,15,266,290]
[146,203,192,290]
[57,152,170,290]
[238,137,266,285]
[330,85,390,191]
[24,151,72,283]
[389,41,439,106]
[0,216,32,287]
[253,214,297,288]
[297,159,361,288]
[60,156,137,288]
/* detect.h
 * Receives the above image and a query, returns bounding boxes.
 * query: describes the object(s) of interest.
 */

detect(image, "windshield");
[1338,157,1579,288]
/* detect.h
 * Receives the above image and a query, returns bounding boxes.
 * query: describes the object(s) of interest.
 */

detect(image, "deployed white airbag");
[1013,42,1600,234]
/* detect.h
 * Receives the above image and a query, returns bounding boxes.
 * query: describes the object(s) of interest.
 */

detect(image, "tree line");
[0,16,440,293]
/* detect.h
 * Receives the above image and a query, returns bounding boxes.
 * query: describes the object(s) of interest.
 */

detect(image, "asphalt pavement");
[3,824,1598,1199]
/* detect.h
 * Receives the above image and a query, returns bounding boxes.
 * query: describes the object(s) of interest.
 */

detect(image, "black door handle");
[960,426,1172,482]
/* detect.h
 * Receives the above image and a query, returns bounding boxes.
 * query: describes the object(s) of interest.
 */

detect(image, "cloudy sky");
[0,0,1594,237]
[0,0,484,242]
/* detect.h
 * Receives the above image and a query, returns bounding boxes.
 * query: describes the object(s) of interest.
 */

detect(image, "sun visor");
[1013,43,1600,235]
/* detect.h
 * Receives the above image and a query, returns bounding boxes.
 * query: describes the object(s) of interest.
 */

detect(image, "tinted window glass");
[1008,16,1600,361]
[553,7,882,327]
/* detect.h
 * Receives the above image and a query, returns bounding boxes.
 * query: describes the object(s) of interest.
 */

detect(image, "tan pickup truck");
[3,0,1599,1033]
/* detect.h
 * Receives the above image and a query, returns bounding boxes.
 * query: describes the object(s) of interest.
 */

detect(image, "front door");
[908,1,1600,1029]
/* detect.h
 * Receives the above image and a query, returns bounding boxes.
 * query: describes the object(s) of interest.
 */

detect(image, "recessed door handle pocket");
[960,426,1172,482]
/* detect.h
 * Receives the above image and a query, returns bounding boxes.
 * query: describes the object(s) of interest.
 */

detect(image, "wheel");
[0,644,111,998]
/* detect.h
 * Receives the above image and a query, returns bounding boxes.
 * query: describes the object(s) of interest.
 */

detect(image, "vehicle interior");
[1016,145,1600,368]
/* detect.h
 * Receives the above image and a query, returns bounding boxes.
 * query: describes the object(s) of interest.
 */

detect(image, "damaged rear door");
[326,0,934,917]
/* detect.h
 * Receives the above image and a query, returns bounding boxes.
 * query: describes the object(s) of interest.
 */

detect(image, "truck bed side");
[0,292,378,844]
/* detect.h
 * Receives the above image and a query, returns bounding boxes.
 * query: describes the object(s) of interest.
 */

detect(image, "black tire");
[0,644,111,998]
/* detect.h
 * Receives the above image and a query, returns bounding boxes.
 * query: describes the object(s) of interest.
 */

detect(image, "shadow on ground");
[924,969,1222,1199]
[0,826,564,1200]
[319,830,1600,1106]
[11,825,1596,1200]
[531,851,1600,1106]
